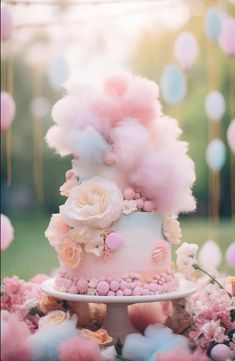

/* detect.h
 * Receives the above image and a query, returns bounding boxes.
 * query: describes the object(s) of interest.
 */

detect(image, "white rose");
[60,177,123,229]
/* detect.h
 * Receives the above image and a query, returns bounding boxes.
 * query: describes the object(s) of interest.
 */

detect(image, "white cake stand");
[41,278,196,344]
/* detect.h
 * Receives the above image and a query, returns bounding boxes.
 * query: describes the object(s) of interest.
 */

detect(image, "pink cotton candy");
[1,313,31,361]
[156,349,209,361]
[1,214,14,251]
[59,336,102,361]
[131,142,196,214]
[110,119,152,171]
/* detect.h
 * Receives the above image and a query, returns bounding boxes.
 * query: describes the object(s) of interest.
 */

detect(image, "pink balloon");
[219,17,235,57]
[1,214,14,251]
[1,91,15,132]
[1,5,13,41]
[225,242,235,268]
[174,32,198,70]
[227,119,235,154]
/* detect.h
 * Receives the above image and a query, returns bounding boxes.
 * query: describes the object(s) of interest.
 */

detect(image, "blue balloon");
[206,138,226,171]
[204,7,222,41]
[160,64,186,105]
[48,56,70,90]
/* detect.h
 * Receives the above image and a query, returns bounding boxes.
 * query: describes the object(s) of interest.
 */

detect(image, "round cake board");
[41,278,196,344]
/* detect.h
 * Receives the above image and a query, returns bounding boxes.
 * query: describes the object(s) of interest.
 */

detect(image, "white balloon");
[174,32,198,70]
[205,90,225,121]
[198,240,222,270]
[48,56,70,90]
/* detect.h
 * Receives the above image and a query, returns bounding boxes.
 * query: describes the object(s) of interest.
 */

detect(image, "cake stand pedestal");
[41,278,196,344]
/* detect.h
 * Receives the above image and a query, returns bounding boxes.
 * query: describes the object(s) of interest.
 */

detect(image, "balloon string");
[33,69,43,204]
[6,40,14,186]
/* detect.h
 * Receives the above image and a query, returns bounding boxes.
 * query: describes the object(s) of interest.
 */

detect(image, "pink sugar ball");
[123,187,135,200]
[1,5,13,41]
[120,280,129,290]
[210,343,233,361]
[1,214,14,251]
[123,288,132,296]
[107,291,115,296]
[69,285,78,294]
[1,92,15,132]
[110,280,120,291]
[225,242,235,268]
[137,198,144,209]
[77,279,88,293]
[104,152,116,166]
[227,119,235,154]
[116,290,123,296]
[106,232,124,251]
[133,286,143,296]
[65,169,76,180]
[142,289,149,295]
[134,192,141,199]
[97,281,110,295]
[219,17,235,57]
[143,200,155,212]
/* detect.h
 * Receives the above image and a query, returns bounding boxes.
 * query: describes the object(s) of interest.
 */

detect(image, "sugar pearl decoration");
[123,288,132,296]
[116,290,123,296]
[137,198,144,209]
[110,280,120,291]
[106,232,124,251]
[123,187,135,200]
[210,343,233,361]
[77,279,88,293]
[97,280,110,295]
[143,200,155,212]
[133,286,143,296]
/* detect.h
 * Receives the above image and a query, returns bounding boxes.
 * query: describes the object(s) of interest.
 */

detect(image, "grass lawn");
[1,212,234,281]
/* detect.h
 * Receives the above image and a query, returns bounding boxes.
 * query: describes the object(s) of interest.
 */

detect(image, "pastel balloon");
[1,5,13,41]
[219,17,235,57]
[174,32,198,70]
[210,343,233,361]
[205,90,225,121]
[1,91,16,132]
[1,214,14,251]
[31,97,50,118]
[204,7,222,41]
[225,242,235,268]
[48,56,70,90]
[206,138,226,171]
[227,119,235,153]
[198,240,222,270]
[160,64,186,105]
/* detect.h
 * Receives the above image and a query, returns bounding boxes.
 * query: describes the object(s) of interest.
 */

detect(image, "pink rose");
[56,237,83,269]
[45,214,70,247]
[60,177,123,229]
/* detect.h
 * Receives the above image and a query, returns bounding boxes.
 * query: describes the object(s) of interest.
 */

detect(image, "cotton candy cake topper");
[46,72,196,214]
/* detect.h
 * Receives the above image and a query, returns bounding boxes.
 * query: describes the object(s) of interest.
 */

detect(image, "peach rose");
[39,295,63,314]
[38,310,70,327]
[163,216,182,244]
[56,237,83,268]
[60,178,79,197]
[81,328,112,345]
[60,177,123,229]
[45,214,69,247]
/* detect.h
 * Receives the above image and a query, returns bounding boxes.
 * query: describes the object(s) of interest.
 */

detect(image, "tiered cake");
[45,72,196,297]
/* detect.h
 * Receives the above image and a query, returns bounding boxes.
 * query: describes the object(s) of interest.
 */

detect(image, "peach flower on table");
[39,295,64,314]
[81,328,113,345]
[60,176,123,229]
[38,310,77,328]
[56,237,83,269]
[163,216,182,244]
[45,214,70,247]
